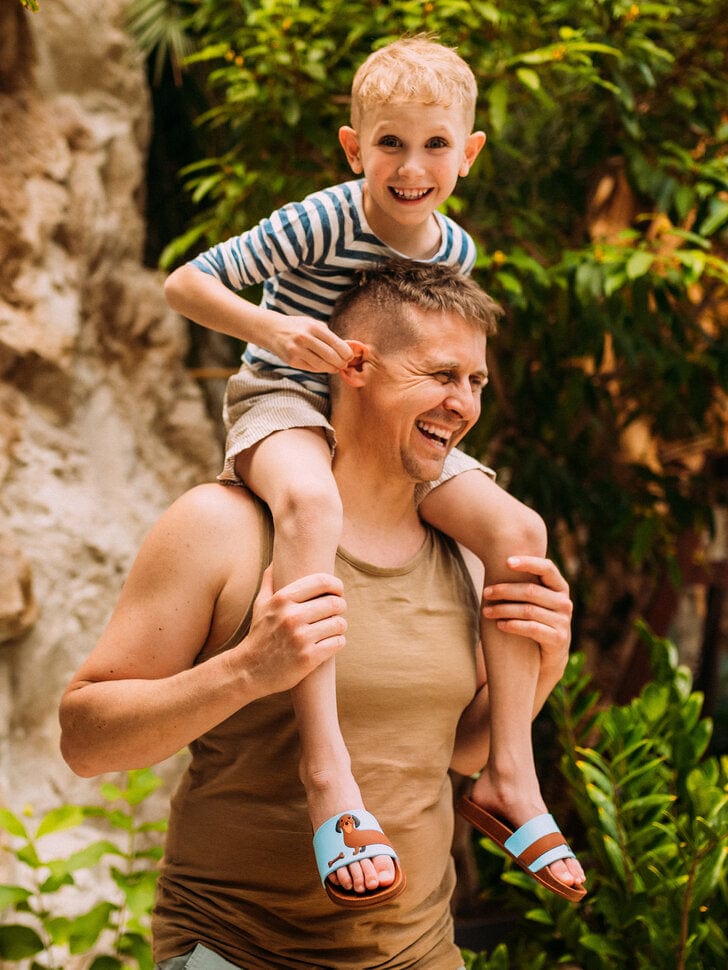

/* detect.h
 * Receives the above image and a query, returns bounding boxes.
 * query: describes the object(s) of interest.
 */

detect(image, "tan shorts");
[220,365,495,500]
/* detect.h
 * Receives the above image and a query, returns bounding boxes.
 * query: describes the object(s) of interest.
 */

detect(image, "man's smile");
[415,419,457,448]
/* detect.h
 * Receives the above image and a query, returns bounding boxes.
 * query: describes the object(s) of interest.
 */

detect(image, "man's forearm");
[59,650,257,776]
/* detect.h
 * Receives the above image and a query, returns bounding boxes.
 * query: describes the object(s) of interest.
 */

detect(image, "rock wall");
[0,0,221,815]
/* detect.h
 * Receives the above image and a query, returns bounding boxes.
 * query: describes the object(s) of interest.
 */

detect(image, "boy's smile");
[339,102,485,258]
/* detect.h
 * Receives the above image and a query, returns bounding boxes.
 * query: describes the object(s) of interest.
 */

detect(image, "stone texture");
[0,0,220,822]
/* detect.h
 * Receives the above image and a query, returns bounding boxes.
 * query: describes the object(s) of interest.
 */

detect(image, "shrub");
[464,624,728,969]
[0,770,165,970]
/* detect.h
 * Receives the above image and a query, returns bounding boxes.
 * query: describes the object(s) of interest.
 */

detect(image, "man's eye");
[435,371,455,382]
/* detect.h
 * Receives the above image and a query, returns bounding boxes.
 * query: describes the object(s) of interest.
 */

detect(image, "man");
[60,261,575,970]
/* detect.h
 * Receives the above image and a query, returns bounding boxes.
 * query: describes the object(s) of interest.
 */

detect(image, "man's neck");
[334,461,427,567]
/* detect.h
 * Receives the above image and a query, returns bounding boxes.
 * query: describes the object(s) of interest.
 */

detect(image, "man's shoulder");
[164,483,266,550]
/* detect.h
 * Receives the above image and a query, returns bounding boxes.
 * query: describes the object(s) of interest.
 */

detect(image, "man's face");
[359,307,488,484]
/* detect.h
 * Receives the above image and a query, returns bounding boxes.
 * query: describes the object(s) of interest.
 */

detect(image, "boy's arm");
[59,485,347,776]
[450,556,572,775]
[165,263,352,372]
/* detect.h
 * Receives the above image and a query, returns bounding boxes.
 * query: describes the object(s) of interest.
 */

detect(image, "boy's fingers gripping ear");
[343,340,369,372]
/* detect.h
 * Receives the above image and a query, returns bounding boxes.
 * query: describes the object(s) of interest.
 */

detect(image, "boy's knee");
[275,477,343,533]
[485,502,547,567]
[513,504,547,556]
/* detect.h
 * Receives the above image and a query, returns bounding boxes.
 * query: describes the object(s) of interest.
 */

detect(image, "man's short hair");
[330,259,502,354]
[350,35,478,130]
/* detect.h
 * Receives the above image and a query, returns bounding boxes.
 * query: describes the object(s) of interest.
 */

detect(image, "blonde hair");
[350,35,478,130]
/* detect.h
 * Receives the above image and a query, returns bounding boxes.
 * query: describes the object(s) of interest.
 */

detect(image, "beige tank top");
[153,500,480,969]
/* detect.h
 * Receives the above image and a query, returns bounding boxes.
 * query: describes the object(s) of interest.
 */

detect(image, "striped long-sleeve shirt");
[192,178,476,397]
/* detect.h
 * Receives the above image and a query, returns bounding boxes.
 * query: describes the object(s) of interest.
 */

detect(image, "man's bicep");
[68,552,217,687]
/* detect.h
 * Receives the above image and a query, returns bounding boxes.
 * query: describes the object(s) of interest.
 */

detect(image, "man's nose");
[443,381,478,420]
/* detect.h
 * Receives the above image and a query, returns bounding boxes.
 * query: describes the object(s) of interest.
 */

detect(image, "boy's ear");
[338,126,363,174]
[459,131,486,177]
[339,340,369,386]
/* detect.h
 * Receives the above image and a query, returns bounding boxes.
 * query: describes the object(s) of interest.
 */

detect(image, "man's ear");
[339,340,370,386]
[459,131,486,177]
[338,126,363,174]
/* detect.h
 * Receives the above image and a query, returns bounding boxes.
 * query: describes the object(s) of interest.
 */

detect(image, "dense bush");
[127,0,728,660]
[463,625,728,969]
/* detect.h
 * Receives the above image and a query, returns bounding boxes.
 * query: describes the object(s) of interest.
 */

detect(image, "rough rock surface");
[0,0,220,820]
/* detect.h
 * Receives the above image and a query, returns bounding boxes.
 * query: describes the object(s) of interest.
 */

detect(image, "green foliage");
[465,625,728,969]
[127,0,728,641]
[0,770,166,970]
[18,0,40,11]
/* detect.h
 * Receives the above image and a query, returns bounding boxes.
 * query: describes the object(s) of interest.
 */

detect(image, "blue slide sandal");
[312,809,406,908]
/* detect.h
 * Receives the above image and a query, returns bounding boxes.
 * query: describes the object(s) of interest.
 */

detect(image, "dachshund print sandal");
[457,796,586,903]
[312,809,406,908]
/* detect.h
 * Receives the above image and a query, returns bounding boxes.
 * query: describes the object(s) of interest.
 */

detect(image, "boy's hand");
[272,314,354,373]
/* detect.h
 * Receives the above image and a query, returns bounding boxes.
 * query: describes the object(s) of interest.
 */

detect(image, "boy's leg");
[237,427,396,894]
[419,470,584,890]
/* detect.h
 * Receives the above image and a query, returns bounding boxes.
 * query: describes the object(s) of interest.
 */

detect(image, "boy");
[165,36,586,905]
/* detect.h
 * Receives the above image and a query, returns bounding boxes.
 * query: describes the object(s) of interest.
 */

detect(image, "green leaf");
[601,833,629,882]
[700,198,728,236]
[36,805,86,839]
[0,808,28,839]
[0,884,33,909]
[0,925,44,959]
[625,250,655,279]
[68,902,116,954]
[524,906,554,925]
[111,868,159,918]
[621,793,675,815]
[118,930,154,969]
[516,67,540,91]
[487,80,508,135]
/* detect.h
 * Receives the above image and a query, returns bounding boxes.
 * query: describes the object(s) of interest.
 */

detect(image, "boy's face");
[339,102,485,245]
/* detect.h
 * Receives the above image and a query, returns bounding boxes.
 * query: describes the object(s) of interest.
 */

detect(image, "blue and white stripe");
[192,179,476,397]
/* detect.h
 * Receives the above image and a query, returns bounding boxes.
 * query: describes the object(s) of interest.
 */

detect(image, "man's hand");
[230,566,348,698]
[481,555,572,676]
[270,314,354,373]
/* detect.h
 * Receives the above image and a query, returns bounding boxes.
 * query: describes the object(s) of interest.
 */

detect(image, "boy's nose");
[398,153,426,178]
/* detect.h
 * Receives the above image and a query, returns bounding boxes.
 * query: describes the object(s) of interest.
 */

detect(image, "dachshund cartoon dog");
[335,813,394,855]
[326,813,396,869]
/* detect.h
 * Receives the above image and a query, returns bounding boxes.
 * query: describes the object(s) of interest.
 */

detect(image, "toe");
[548,857,585,887]
[371,855,396,887]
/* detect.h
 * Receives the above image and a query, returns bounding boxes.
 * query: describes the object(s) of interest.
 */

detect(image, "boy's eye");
[426,137,449,149]
[378,135,402,148]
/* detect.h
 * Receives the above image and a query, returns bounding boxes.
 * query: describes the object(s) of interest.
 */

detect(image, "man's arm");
[450,555,573,776]
[59,484,346,777]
